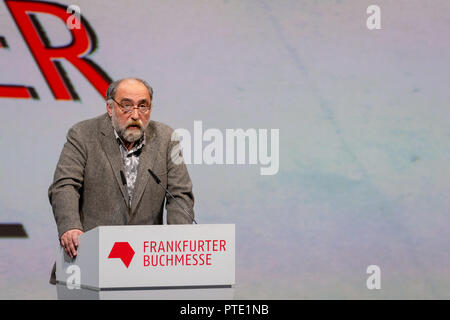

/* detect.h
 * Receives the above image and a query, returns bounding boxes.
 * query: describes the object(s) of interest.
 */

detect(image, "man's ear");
[106,101,113,117]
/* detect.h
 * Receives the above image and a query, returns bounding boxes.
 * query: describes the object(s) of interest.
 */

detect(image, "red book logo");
[108,242,135,268]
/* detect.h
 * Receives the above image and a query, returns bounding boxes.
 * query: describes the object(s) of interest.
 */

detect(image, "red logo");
[1,0,112,100]
[108,242,135,268]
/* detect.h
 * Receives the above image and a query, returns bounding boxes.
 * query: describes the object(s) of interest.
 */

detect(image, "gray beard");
[111,110,147,143]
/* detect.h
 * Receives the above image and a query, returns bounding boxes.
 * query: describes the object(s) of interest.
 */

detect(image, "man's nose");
[130,107,140,119]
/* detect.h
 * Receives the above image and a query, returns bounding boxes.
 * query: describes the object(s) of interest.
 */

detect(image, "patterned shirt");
[113,129,146,204]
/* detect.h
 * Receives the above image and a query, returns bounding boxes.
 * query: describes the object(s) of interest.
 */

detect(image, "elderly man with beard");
[48,78,194,284]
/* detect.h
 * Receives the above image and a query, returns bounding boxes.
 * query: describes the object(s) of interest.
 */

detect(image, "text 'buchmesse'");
[142,239,228,267]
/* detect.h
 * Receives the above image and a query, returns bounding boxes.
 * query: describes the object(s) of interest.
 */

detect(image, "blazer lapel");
[99,114,129,206]
[130,121,158,214]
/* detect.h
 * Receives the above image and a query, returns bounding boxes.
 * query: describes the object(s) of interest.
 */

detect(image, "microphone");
[120,170,127,185]
[120,170,131,206]
[147,168,197,224]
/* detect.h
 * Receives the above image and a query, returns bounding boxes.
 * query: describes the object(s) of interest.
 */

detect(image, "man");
[48,78,194,284]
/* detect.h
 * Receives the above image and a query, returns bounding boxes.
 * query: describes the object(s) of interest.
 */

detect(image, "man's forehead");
[116,79,150,99]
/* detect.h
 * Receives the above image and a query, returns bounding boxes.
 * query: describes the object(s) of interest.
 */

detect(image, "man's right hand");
[60,229,84,258]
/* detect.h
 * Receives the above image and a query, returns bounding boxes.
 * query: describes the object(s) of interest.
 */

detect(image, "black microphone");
[120,170,127,185]
[147,168,161,184]
[120,170,131,207]
[147,168,197,224]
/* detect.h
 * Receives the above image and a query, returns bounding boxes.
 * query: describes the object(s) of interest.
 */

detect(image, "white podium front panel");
[56,224,235,290]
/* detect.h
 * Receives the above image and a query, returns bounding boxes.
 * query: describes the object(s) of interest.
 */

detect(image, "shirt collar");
[113,128,146,154]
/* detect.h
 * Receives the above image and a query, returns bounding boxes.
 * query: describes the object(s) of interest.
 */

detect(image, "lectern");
[56,224,235,290]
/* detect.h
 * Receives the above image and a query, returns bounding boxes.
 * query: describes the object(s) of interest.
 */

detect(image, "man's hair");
[106,78,154,102]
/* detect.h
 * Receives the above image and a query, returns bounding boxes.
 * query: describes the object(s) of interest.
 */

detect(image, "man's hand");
[60,229,84,258]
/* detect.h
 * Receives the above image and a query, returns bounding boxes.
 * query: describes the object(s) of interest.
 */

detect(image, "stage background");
[0,0,449,299]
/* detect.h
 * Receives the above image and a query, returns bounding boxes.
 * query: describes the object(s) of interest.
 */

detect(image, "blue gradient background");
[0,0,449,299]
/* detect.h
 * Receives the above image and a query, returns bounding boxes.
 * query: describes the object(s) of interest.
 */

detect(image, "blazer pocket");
[148,170,167,188]
[151,170,167,178]
[155,170,167,188]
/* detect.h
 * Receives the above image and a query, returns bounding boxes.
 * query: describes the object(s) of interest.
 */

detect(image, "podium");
[56,224,235,292]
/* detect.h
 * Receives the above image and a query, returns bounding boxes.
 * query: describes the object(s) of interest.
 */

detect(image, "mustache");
[126,120,143,129]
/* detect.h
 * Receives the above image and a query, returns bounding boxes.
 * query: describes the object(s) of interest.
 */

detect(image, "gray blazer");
[48,113,194,283]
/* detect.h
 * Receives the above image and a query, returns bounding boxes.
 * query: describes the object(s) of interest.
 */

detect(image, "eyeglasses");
[112,98,151,114]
